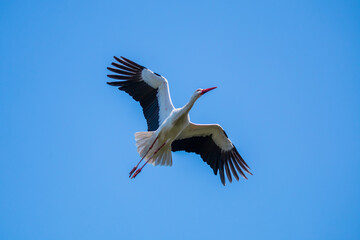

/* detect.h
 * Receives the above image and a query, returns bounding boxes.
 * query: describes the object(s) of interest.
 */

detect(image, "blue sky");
[1,0,359,239]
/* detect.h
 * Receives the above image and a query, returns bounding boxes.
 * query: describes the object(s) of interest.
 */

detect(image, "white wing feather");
[141,69,175,125]
[175,123,234,151]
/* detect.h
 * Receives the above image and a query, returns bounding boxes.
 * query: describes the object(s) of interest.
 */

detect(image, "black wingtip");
[120,56,143,69]
[219,169,226,186]
[106,81,117,86]
[224,161,232,183]
[228,159,239,181]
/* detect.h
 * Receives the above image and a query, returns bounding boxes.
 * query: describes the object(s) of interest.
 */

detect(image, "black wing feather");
[106,56,160,131]
[114,56,141,69]
[111,62,137,73]
[107,67,134,75]
[171,135,251,186]
[228,157,239,181]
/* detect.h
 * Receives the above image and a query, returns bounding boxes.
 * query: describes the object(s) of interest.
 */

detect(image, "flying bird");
[107,56,252,185]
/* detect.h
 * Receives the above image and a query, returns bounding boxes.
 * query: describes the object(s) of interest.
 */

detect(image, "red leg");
[131,142,166,179]
[129,136,158,178]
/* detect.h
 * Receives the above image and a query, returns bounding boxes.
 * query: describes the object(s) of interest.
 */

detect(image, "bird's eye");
[154,72,161,77]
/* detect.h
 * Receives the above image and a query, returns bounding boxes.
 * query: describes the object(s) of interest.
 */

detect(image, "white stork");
[107,56,252,185]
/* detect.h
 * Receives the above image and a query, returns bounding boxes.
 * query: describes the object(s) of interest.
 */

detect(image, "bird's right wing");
[171,123,252,186]
[107,56,175,131]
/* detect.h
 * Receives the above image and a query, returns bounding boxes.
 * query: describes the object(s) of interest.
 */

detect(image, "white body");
[135,94,194,166]
[135,88,232,166]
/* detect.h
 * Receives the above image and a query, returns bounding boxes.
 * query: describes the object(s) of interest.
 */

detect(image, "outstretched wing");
[171,123,252,186]
[107,56,175,131]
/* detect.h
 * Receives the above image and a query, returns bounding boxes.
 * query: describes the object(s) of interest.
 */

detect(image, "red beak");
[201,87,217,95]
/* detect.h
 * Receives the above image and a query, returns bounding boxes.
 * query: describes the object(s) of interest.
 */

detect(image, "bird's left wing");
[107,56,175,131]
[171,123,252,186]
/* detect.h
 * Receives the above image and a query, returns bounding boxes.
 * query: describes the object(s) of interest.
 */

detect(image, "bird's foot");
[129,166,137,178]
[131,169,142,179]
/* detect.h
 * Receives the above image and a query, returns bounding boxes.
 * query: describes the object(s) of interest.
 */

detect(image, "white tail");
[153,146,172,166]
[135,131,155,159]
[134,131,173,166]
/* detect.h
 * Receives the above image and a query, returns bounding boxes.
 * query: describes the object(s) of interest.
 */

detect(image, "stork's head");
[194,87,217,98]
[186,87,217,111]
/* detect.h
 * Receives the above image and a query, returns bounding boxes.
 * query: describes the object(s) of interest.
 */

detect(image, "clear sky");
[1,0,359,239]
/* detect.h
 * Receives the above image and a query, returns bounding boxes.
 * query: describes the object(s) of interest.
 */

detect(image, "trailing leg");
[129,136,158,178]
[131,142,166,179]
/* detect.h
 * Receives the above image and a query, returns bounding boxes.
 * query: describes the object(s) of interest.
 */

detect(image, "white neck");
[182,93,200,114]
